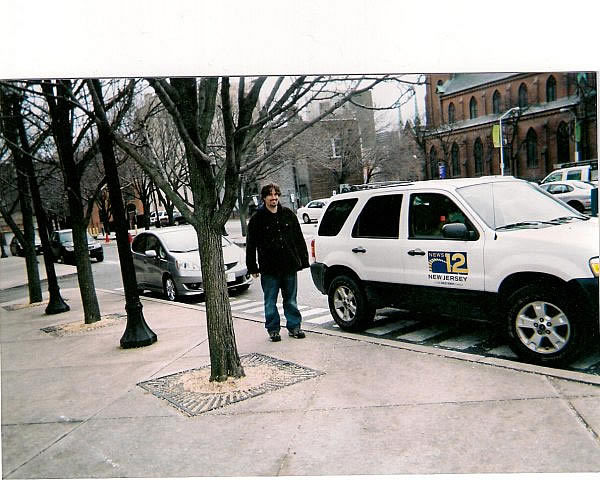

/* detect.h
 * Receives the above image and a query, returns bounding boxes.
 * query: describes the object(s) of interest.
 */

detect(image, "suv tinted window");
[318,198,358,237]
[352,194,402,238]
[409,192,473,239]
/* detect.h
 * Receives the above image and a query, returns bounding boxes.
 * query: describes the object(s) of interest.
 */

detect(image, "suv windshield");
[457,180,587,230]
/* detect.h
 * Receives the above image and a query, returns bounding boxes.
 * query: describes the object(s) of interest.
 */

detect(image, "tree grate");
[137,353,324,416]
[40,313,126,336]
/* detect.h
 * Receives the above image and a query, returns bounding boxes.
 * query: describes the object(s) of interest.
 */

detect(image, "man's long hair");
[260,183,281,199]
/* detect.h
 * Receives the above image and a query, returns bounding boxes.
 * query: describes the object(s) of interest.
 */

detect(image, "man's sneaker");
[268,331,281,342]
[288,328,306,339]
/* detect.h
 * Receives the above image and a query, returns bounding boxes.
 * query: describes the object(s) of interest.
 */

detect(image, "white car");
[538,180,595,213]
[297,198,330,224]
[150,210,169,226]
[310,176,598,367]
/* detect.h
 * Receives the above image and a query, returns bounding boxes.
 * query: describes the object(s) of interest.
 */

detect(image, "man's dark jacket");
[246,204,309,275]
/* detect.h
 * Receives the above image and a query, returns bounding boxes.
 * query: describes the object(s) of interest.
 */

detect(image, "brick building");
[423,72,597,181]
[265,116,364,209]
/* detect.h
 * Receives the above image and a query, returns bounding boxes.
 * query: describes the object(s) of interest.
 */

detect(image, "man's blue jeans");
[260,272,302,333]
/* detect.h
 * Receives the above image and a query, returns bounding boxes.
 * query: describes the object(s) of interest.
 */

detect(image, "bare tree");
[112,75,390,382]
[0,84,69,312]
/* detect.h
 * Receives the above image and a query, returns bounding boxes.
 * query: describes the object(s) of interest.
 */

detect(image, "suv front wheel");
[328,275,375,332]
[506,285,584,367]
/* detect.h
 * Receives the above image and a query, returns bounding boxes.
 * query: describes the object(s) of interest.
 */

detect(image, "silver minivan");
[131,225,252,301]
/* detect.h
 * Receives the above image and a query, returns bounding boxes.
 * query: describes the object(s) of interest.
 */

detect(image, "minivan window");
[352,194,402,238]
[318,198,358,237]
[566,170,582,180]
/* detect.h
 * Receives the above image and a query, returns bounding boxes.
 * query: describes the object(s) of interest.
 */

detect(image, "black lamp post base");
[120,301,157,348]
[45,295,70,315]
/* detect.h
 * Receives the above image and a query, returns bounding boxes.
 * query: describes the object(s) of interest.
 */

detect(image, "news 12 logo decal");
[428,251,469,279]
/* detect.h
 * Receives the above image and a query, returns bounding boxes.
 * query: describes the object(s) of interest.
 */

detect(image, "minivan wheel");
[302,213,311,224]
[328,275,375,332]
[163,276,178,302]
[506,285,584,366]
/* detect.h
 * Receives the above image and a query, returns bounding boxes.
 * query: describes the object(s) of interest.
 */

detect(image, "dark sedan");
[49,229,104,264]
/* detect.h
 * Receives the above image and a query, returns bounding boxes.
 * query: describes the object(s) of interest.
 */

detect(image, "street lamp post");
[560,107,579,163]
[499,107,520,176]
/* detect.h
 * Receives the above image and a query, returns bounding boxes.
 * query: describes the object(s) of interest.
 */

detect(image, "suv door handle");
[352,247,367,253]
[408,249,425,256]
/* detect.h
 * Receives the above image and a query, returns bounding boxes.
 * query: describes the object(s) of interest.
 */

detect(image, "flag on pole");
[492,124,501,148]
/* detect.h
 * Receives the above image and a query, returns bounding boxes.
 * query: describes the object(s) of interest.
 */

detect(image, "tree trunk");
[16,166,42,303]
[67,181,102,324]
[197,221,245,381]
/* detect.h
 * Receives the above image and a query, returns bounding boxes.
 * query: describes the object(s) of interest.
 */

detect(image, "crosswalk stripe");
[486,345,518,358]
[437,332,490,349]
[396,325,453,342]
[305,314,333,324]
[366,321,411,336]
[230,301,263,310]
[300,307,330,317]
[244,305,265,313]
[229,299,255,306]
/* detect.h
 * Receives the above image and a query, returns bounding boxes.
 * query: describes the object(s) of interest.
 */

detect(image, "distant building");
[423,72,597,181]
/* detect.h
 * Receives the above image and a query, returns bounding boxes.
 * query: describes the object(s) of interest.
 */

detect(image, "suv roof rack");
[340,181,414,193]
[553,159,598,169]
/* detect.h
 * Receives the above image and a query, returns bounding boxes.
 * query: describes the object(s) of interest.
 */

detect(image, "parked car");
[297,198,330,224]
[131,225,252,301]
[9,232,43,256]
[49,229,104,264]
[540,161,598,184]
[310,176,598,367]
[538,180,595,212]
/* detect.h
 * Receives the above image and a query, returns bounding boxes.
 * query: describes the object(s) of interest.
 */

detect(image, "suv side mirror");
[442,222,469,240]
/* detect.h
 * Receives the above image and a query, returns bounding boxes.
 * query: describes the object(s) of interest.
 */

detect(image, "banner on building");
[492,124,501,148]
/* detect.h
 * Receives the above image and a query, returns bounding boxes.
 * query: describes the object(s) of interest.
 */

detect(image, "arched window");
[469,97,478,119]
[429,146,438,179]
[451,142,460,177]
[546,75,556,102]
[526,128,538,168]
[518,83,528,108]
[492,90,501,114]
[474,138,483,175]
[557,122,570,164]
[448,103,455,124]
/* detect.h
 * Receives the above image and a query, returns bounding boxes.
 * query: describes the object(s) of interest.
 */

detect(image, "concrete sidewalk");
[2,285,600,478]
[0,256,77,290]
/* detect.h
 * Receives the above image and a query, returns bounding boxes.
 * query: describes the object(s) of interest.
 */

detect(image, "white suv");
[310,176,599,367]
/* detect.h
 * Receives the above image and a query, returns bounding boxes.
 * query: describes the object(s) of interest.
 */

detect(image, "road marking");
[437,332,490,349]
[305,314,333,324]
[366,320,413,336]
[230,301,263,310]
[229,299,255,306]
[486,345,518,358]
[300,307,329,317]
[396,325,453,342]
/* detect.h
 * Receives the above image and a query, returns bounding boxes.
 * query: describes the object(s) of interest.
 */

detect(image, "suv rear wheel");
[328,275,375,332]
[506,285,584,366]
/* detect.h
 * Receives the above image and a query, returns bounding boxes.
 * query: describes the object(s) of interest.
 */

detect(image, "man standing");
[246,183,309,342]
